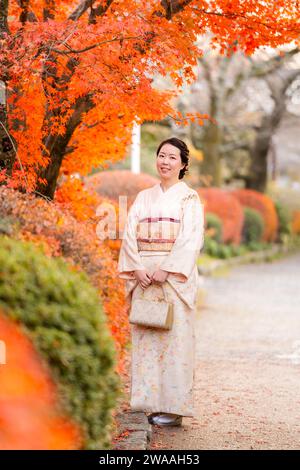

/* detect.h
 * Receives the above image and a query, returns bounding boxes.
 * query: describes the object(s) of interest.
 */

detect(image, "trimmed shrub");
[274,201,291,235]
[0,186,129,375]
[203,235,219,257]
[196,187,244,244]
[227,243,246,257]
[0,236,122,450]
[84,170,159,206]
[292,210,300,235]
[241,207,265,245]
[274,200,292,240]
[247,241,268,251]
[204,236,250,259]
[217,244,232,259]
[230,188,278,242]
[205,212,223,243]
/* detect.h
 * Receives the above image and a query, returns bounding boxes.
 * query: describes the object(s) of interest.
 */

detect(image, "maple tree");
[0,1,299,199]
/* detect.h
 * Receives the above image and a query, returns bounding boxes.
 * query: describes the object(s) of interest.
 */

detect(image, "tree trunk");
[247,116,273,191]
[200,121,223,186]
[0,85,16,178]
[0,2,16,181]
[35,93,95,199]
[247,68,300,191]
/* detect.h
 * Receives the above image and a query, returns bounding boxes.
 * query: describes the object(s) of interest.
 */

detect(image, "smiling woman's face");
[156,143,185,181]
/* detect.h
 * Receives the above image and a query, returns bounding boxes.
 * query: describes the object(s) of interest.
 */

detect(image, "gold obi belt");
[136,216,180,252]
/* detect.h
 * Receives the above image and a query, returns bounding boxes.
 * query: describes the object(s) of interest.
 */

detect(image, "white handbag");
[129,283,173,330]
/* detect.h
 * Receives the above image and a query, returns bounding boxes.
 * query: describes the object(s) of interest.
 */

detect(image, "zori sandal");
[147,412,162,424]
[150,413,182,427]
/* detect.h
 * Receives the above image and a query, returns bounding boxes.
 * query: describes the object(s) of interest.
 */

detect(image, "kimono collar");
[157,181,187,195]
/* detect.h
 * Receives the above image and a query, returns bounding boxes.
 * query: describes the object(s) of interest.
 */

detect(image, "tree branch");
[158,0,194,20]
[248,47,300,78]
[43,0,56,21]
[191,5,297,33]
[68,0,114,22]
[17,0,38,24]
[51,34,145,55]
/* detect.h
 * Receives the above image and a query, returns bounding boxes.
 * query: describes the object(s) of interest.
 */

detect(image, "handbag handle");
[140,281,170,302]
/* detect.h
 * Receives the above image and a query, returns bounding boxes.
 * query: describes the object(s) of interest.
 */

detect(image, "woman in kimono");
[117,137,205,427]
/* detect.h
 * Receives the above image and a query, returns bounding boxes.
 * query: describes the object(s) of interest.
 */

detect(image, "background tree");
[178,38,300,190]
[249,55,300,191]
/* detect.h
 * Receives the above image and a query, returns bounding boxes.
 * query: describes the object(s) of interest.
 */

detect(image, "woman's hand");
[151,269,169,285]
[134,269,152,289]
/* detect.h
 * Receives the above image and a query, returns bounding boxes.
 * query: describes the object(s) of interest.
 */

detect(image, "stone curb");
[113,411,152,450]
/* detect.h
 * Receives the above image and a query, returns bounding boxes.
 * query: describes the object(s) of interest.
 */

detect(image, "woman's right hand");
[134,269,152,289]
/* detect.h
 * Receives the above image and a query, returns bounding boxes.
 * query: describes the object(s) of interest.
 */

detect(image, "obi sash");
[136,216,181,252]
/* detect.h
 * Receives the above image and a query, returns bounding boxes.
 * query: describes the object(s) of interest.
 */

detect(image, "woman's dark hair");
[156,137,189,180]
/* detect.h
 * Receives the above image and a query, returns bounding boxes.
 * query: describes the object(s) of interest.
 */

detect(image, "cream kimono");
[117,181,204,417]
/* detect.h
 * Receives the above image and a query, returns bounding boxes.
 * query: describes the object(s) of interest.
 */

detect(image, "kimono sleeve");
[159,191,205,282]
[117,192,145,280]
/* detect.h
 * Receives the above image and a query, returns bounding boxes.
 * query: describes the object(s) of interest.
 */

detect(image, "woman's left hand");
[151,269,169,284]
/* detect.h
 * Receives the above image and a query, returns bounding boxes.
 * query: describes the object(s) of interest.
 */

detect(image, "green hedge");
[205,212,223,243]
[241,207,264,244]
[0,236,121,450]
[274,200,292,240]
[204,235,248,258]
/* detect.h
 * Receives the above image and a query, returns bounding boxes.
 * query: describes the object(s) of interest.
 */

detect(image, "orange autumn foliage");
[0,1,299,197]
[0,312,83,450]
[230,188,279,242]
[197,187,244,244]
[55,177,103,223]
[55,176,123,261]
[291,210,300,235]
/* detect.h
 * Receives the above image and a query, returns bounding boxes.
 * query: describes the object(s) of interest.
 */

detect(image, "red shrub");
[196,187,244,245]
[292,210,300,235]
[230,189,278,242]
[85,170,159,206]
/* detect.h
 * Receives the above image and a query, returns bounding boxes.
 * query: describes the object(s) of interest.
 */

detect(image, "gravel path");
[150,252,300,450]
